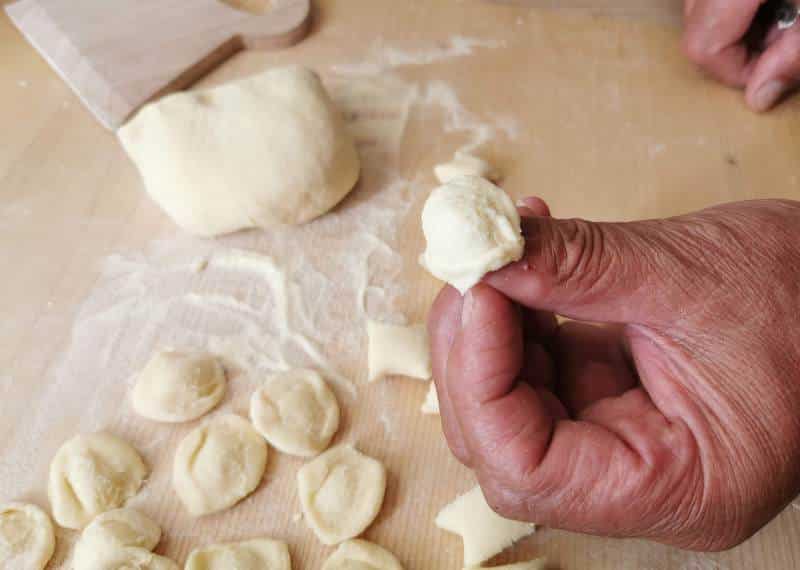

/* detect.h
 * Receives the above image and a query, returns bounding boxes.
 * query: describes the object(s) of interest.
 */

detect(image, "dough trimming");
[0,502,55,570]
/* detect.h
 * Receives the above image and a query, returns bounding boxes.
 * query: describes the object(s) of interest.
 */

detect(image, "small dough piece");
[185,538,291,570]
[72,508,175,570]
[420,383,440,415]
[420,177,524,294]
[297,445,386,545]
[367,320,431,382]
[118,66,361,236]
[322,539,403,570]
[434,152,496,184]
[250,369,340,457]
[48,433,148,529]
[132,350,226,423]
[0,503,55,570]
[435,486,535,567]
[173,414,268,516]
[465,559,546,570]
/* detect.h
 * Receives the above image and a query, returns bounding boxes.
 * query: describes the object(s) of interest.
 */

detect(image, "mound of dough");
[434,152,495,184]
[421,383,440,415]
[132,350,226,423]
[0,503,55,570]
[173,414,268,516]
[436,486,535,567]
[72,508,177,570]
[420,177,524,294]
[367,320,431,382]
[118,66,361,236]
[322,539,403,570]
[297,445,386,545]
[250,369,340,458]
[48,433,148,529]
[185,538,291,570]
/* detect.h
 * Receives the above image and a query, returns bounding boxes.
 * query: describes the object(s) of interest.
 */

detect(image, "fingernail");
[751,80,785,112]
[461,290,475,327]
[516,196,540,208]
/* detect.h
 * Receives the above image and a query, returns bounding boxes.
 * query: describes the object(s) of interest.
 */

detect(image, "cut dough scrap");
[434,152,496,184]
[367,320,431,382]
[132,350,226,423]
[0,502,55,570]
[297,445,386,545]
[118,66,361,236]
[421,383,440,415]
[185,538,291,570]
[421,177,524,294]
[72,508,177,570]
[48,433,148,529]
[250,369,340,457]
[322,539,403,570]
[436,486,535,567]
[173,414,268,516]
[465,559,546,570]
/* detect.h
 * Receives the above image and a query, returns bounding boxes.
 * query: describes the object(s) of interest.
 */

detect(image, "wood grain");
[3,0,311,129]
[1,1,799,569]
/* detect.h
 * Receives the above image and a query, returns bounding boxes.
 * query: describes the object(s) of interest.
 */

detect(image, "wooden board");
[2,1,800,569]
[3,0,311,129]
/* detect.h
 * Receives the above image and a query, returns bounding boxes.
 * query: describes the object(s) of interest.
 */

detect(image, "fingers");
[683,0,762,87]
[746,27,800,111]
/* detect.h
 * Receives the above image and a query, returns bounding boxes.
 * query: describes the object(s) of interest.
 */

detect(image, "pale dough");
[118,66,361,236]
[0,503,55,570]
[322,539,403,570]
[173,414,268,516]
[420,177,524,294]
[465,559,546,570]
[434,152,496,184]
[420,383,440,415]
[367,320,431,382]
[185,538,291,570]
[131,350,226,423]
[435,485,535,567]
[48,433,148,529]
[250,369,340,458]
[72,508,178,570]
[297,445,386,545]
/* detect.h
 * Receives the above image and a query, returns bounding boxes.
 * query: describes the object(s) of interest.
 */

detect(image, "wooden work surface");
[2,1,800,569]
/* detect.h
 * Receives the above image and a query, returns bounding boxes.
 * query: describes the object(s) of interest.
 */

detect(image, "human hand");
[428,197,800,551]
[683,0,800,111]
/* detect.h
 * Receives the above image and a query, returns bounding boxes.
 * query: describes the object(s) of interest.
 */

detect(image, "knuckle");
[546,219,617,299]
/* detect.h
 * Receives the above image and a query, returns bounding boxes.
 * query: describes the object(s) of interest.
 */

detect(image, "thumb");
[484,213,688,325]
[745,27,800,112]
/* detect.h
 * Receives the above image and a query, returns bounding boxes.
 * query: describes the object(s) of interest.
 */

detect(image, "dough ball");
[173,414,268,516]
[132,350,226,423]
[367,320,431,383]
[48,433,148,529]
[434,152,496,184]
[297,445,386,545]
[322,539,403,570]
[250,369,340,458]
[0,502,55,570]
[118,66,361,236]
[420,177,524,294]
[420,383,440,415]
[185,538,291,570]
[435,485,535,567]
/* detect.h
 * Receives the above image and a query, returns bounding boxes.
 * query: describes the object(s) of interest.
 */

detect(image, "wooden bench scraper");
[4,0,312,130]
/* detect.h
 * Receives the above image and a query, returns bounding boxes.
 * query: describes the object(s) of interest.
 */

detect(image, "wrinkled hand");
[683,0,800,111]
[428,197,800,551]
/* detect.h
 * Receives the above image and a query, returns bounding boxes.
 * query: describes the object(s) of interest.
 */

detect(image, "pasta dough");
[0,503,55,570]
[173,414,268,516]
[435,486,535,567]
[434,152,495,184]
[250,369,340,457]
[118,66,361,236]
[185,538,291,570]
[421,383,440,415]
[132,350,226,423]
[72,508,177,570]
[48,433,148,529]
[322,539,403,570]
[297,445,386,545]
[420,177,524,294]
[367,320,432,382]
